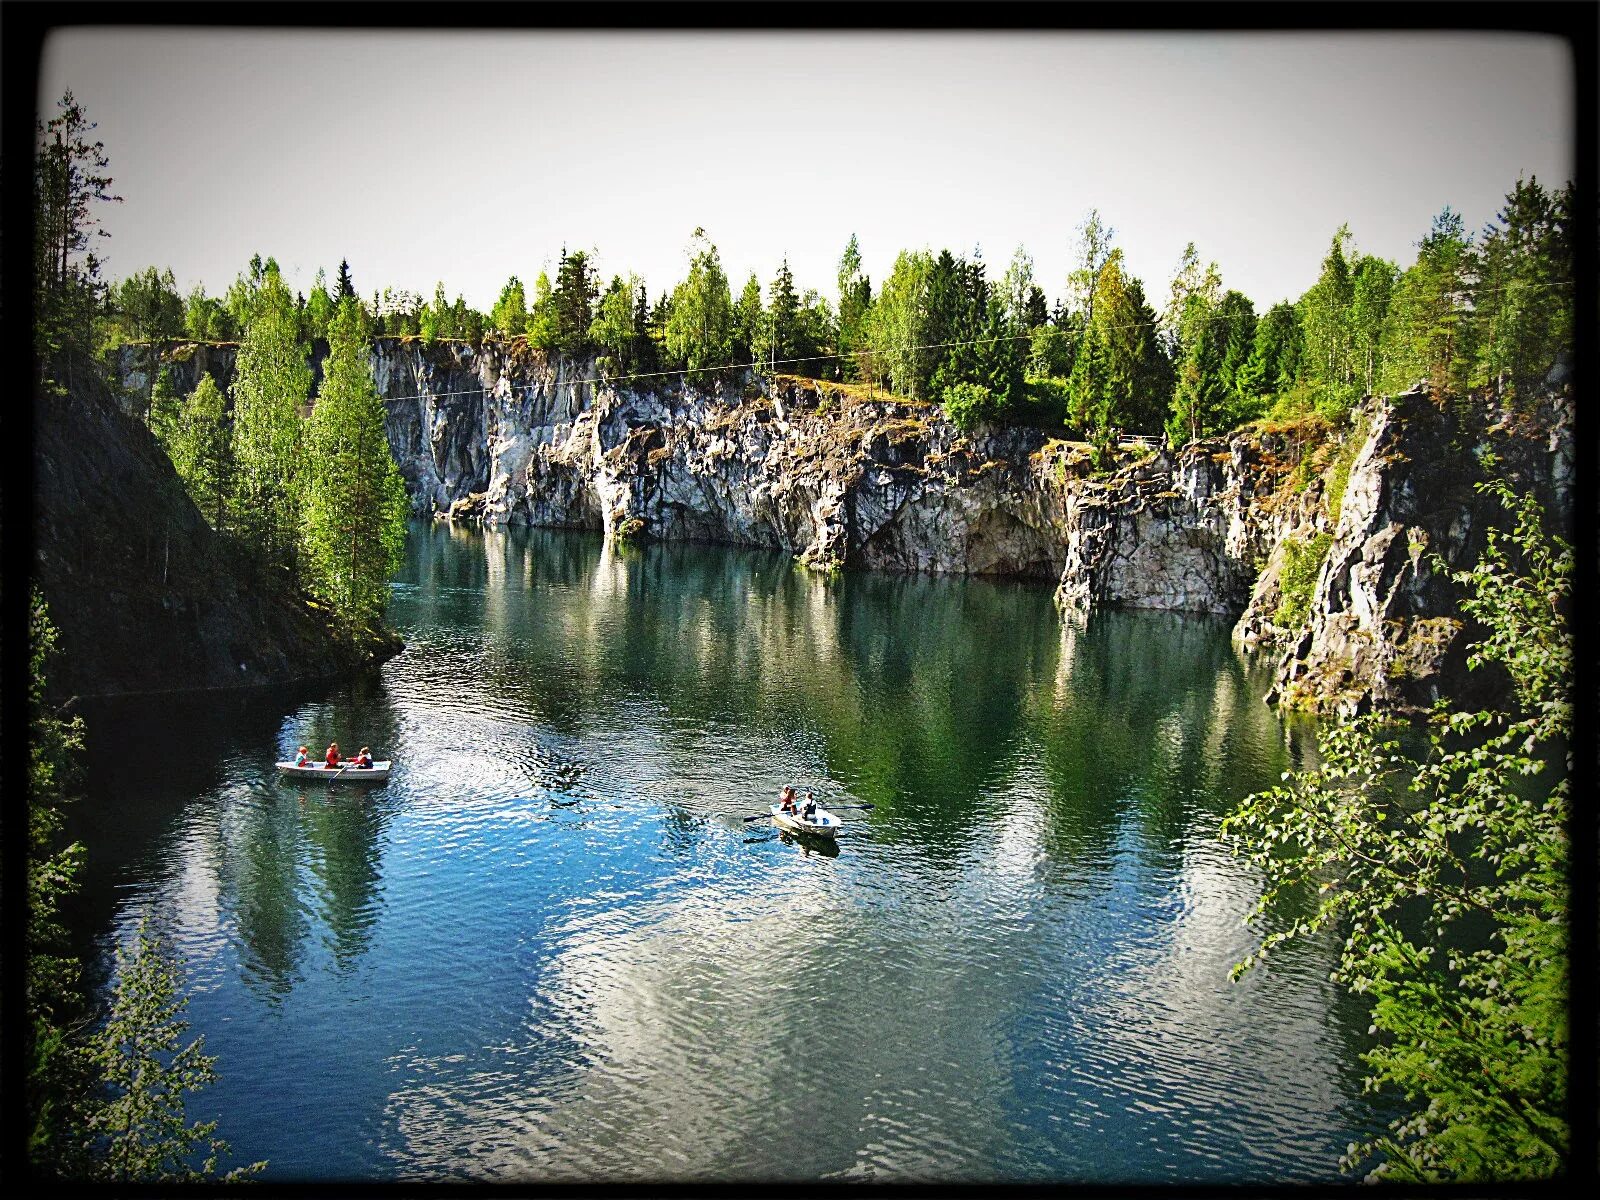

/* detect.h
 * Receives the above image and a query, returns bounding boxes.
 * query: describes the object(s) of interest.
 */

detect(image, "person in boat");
[802,791,818,821]
[354,746,374,769]
[294,745,310,767]
[325,742,341,769]
[779,785,797,814]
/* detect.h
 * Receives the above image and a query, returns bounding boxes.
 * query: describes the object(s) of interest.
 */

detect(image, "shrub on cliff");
[1224,479,1570,1182]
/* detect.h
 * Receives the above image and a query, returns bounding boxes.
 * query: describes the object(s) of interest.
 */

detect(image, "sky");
[39,28,1574,316]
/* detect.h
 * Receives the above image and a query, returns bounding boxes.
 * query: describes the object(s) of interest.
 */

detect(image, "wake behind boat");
[276,760,391,783]
[770,801,842,839]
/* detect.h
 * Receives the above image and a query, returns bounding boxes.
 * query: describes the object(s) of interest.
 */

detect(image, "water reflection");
[68,522,1390,1183]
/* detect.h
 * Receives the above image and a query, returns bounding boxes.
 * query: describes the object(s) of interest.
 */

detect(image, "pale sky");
[40,28,1573,316]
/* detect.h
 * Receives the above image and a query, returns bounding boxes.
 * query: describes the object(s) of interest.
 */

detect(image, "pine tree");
[229,266,310,569]
[300,299,409,646]
[553,248,599,355]
[1379,209,1476,399]
[734,273,764,367]
[1471,177,1573,397]
[34,90,122,386]
[335,258,356,302]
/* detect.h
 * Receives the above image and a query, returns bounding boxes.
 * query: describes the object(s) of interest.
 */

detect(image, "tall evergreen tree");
[228,266,310,569]
[734,272,764,367]
[1379,209,1476,399]
[34,90,122,385]
[335,258,356,302]
[1235,300,1303,402]
[1471,176,1573,397]
[766,257,803,370]
[552,248,600,355]
[300,298,410,645]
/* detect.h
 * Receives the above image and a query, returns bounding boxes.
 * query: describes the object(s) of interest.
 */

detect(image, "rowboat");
[275,760,391,783]
[770,802,842,839]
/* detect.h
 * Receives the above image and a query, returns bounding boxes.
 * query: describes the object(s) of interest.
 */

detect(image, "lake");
[70,521,1391,1183]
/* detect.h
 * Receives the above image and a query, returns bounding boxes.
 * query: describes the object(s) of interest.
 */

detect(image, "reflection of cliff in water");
[398,523,1320,867]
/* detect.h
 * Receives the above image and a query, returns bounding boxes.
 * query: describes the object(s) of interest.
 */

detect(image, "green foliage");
[183,286,235,341]
[1236,301,1302,404]
[1379,209,1475,399]
[77,922,266,1182]
[300,299,410,646]
[1301,224,1359,406]
[335,258,356,302]
[491,275,528,338]
[1469,177,1573,399]
[34,90,122,385]
[941,380,1002,431]
[107,266,185,355]
[1324,415,1369,526]
[835,233,872,381]
[1273,531,1333,628]
[1224,480,1569,1182]
[303,268,337,341]
[1066,249,1170,443]
[1349,254,1397,396]
[168,375,234,532]
[589,273,652,376]
[553,248,599,355]
[862,248,933,397]
[664,229,736,377]
[229,265,310,567]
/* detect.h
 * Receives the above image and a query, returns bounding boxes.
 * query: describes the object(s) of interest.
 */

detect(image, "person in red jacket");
[354,746,373,769]
[325,742,341,768]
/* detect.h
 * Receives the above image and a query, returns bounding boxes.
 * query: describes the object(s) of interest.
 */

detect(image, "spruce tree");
[300,298,409,646]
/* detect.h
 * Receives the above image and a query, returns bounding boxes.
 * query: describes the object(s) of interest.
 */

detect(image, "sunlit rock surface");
[112,341,1572,714]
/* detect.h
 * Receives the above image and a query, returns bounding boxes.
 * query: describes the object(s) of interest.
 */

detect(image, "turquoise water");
[71,522,1389,1182]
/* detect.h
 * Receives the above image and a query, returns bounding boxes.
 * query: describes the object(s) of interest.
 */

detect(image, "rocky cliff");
[116,340,1573,715]
[35,359,397,700]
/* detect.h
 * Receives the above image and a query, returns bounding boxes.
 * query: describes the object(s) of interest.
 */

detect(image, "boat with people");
[770,785,843,839]
[276,759,391,783]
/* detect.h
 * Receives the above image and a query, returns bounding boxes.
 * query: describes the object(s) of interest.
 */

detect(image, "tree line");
[105,183,1571,469]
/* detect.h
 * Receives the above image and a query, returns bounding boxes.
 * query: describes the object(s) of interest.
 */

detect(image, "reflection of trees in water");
[395,524,1320,871]
[213,790,312,1003]
[279,678,404,974]
[1029,611,1286,867]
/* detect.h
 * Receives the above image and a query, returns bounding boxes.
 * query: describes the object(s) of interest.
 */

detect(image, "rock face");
[1260,387,1573,716]
[34,361,395,700]
[113,339,1573,715]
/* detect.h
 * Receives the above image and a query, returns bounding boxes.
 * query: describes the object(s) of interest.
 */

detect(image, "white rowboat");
[276,760,391,783]
[770,803,842,839]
